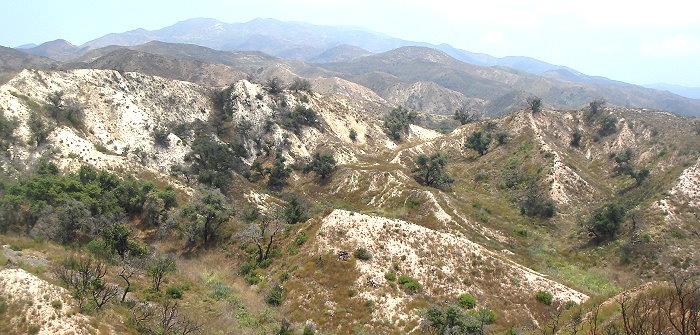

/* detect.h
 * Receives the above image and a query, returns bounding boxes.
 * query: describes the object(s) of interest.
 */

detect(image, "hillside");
[0,66,698,334]
[21,39,82,61]
[320,47,700,116]
[0,46,56,84]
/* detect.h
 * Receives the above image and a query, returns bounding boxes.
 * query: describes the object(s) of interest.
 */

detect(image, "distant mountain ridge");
[6,17,700,116]
[75,17,584,77]
[645,83,700,100]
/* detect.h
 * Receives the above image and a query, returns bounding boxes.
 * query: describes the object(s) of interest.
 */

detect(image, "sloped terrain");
[0,63,698,335]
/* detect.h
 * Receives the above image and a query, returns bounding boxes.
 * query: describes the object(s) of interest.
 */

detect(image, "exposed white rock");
[316,210,588,326]
[0,268,96,335]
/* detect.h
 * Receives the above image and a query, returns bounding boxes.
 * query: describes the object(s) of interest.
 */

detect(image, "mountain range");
[6,17,699,117]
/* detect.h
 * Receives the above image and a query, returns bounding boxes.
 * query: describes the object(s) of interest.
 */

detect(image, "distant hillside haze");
[645,83,700,100]
[5,17,700,116]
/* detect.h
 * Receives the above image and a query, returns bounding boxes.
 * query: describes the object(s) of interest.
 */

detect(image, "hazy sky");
[2,0,699,86]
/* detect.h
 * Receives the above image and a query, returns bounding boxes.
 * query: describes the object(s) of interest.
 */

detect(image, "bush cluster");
[383,106,418,141]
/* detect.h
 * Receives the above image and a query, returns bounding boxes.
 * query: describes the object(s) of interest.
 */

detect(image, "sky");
[2,0,700,86]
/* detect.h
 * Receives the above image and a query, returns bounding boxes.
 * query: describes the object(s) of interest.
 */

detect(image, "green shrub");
[303,152,336,181]
[266,77,284,95]
[465,131,492,156]
[294,232,308,246]
[598,114,618,137]
[267,153,291,190]
[349,129,357,142]
[496,132,509,145]
[282,194,308,224]
[453,107,479,125]
[210,281,231,300]
[354,247,372,261]
[279,105,319,134]
[244,271,261,285]
[520,182,556,219]
[528,97,542,113]
[166,286,184,299]
[570,129,582,147]
[0,111,18,153]
[398,275,421,293]
[266,284,285,306]
[412,153,454,189]
[383,106,417,141]
[384,271,397,282]
[153,128,170,147]
[290,78,312,93]
[585,202,626,241]
[303,324,316,335]
[51,300,62,309]
[536,290,554,305]
[457,293,476,309]
[27,111,54,146]
[184,135,242,189]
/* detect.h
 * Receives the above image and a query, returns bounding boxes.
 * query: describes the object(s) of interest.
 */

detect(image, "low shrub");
[266,284,285,306]
[354,247,372,261]
[398,275,421,293]
[536,290,553,305]
[457,293,476,309]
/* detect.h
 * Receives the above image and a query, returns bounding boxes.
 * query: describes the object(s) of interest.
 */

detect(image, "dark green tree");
[454,106,479,125]
[180,190,231,246]
[585,203,626,241]
[465,131,492,156]
[290,78,312,93]
[570,129,582,148]
[282,194,308,225]
[412,153,454,189]
[267,153,291,190]
[528,97,542,113]
[383,106,418,141]
[304,152,336,181]
[184,135,239,189]
[266,77,284,95]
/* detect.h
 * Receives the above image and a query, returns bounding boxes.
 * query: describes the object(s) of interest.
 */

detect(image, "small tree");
[266,77,284,95]
[54,255,116,311]
[28,111,54,146]
[239,218,284,262]
[632,168,650,186]
[349,129,357,142]
[290,78,312,93]
[412,153,454,189]
[586,99,606,122]
[147,254,176,291]
[267,153,291,190]
[465,131,492,156]
[598,114,618,137]
[585,203,626,241]
[454,106,479,125]
[528,97,542,114]
[570,129,582,148]
[143,192,166,227]
[304,152,336,181]
[153,128,170,148]
[383,106,418,141]
[180,190,231,247]
[282,194,308,225]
